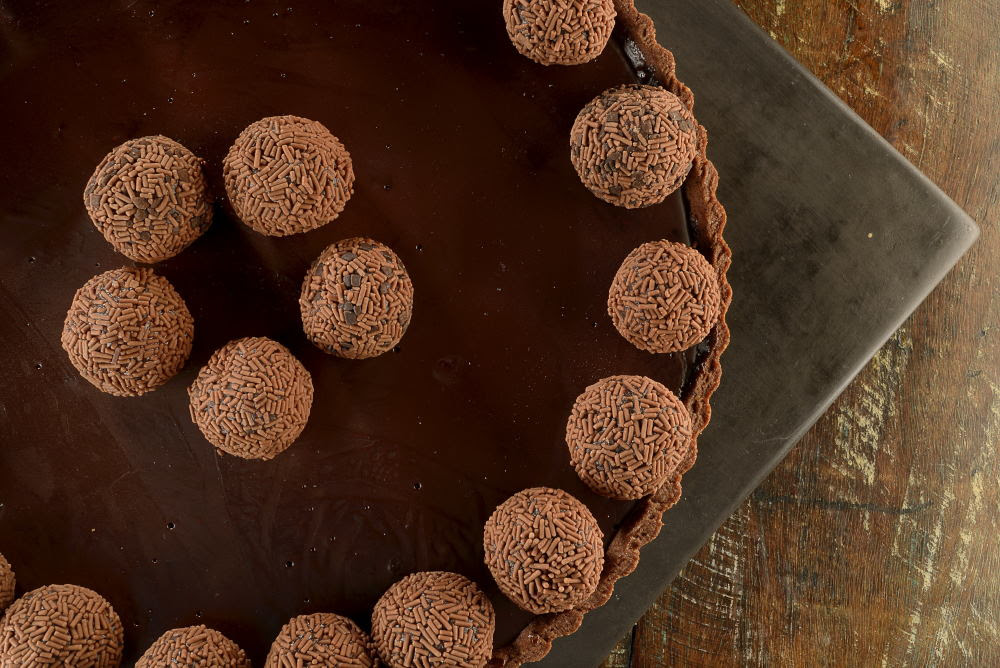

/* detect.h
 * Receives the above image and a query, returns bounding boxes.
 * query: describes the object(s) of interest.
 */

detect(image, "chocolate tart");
[0,0,730,665]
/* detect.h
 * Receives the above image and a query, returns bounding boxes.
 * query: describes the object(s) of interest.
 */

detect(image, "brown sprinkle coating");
[502,0,615,66]
[223,115,354,236]
[188,337,314,460]
[136,625,249,668]
[566,375,693,500]
[570,84,698,208]
[0,584,123,667]
[0,553,13,612]
[483,487,604,614]
[265,613,378,668]
[61,267,194,397]
[608,240,721,354]
[372,571,495,668]
[83,135,212,263]
[300,237,414,359]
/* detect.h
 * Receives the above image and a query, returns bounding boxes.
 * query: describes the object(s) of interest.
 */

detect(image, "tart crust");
[490,2,733,664]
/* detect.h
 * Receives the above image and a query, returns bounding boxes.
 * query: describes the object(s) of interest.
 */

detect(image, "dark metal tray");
[543,0,979,664]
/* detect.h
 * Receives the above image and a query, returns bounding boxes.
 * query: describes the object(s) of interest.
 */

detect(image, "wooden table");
[603,1,1000,665]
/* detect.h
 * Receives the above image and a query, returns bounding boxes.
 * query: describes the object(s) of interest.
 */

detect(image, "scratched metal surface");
[540,0,985,665]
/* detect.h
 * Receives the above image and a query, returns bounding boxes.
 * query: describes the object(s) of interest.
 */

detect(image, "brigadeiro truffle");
[483,487,604,614]
[503,0,615,66]
[266,613,377,668]
[0,553,13,612]
[61,267,194,396]
[300,237,414,359]
[0,584,123,667]
[566,375,693,499]
[372,571,495,668]
[223,115,355,236]
[608,240,721,354]
[83,135,212,263]
[570,84,698,208]
[188,337,314,460]
[137,625,249,668]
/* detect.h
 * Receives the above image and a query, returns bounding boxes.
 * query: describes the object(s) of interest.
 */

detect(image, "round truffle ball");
[266,613,377,668]
[188,337,314,460]
[83,135,212,263]
[566,375,693,499]
[223,115,355,236]
[61,267,195,396]
[0,584,123,667]
[570,84,698,208]
[137,625,249,668]
[608,240,721,353]
[0,553,13,612]
[300,237,414,359]
[372,571,495,668]
[503,0,615,66]
[483,487,604,614]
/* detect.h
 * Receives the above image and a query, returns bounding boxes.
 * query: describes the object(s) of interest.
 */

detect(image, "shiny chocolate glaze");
[0,0,694,661]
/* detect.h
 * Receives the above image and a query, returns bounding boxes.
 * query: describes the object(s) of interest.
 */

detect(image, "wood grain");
[603,0,1000,665]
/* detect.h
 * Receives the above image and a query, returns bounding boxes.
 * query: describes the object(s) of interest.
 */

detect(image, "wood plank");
[604,0,1000,665]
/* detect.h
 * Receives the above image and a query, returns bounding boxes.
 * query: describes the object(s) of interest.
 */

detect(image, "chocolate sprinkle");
[570,84,698,208]
[608,239,721,353]
[136,625,249,668]
[0,584,123,667]
[502,0,616,66]
[223,115,355,237]
[265,613,377,668]
[187,337,314,460]
[565,375,693,499]
[60,267,194,397]
[483,487,604,614]
[83,135,212,263]
[372,571,495,667]
[300,237,414,359]
[0,553,13,612]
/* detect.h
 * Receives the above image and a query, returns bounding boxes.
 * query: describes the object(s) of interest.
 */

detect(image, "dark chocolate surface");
[0,1,696,662]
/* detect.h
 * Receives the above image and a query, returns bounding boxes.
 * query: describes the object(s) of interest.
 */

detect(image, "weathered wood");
[604,0,1000,665]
